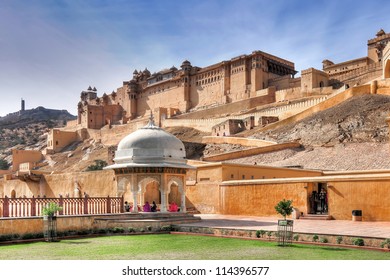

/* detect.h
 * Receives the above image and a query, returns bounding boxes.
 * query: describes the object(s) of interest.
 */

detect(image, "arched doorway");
[167,176,186,212]
[144,181,161,204]
[11,190,16,198]
[138,176,161,212]
[384,60,390,79]
[168,183,180,205]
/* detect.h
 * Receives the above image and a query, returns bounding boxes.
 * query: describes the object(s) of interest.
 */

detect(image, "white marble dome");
[105,118,190,169]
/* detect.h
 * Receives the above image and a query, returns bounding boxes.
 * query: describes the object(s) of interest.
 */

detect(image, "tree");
[0,159,10,170]
[275,199,293,220]
[86,160,108,171]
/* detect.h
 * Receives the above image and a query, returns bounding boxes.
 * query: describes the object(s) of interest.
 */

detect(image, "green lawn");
[0,234,389,260]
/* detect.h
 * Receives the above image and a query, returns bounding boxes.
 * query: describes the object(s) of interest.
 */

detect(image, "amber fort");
[2,29,390,237]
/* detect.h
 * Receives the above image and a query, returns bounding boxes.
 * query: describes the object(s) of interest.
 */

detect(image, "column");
[132,191,139,213]
[180,188,187,213]
[131,175,139,213]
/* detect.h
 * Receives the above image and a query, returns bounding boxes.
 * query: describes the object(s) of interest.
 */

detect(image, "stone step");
[299,214,332,220]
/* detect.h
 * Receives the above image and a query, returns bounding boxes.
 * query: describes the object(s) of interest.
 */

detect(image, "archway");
[11,190,16,198]
[117,177,131,202]
[138,176,161,211]
[167,176,186,212]
[384,59,390,79]
[168,183,180,205]
[144,181,161,205]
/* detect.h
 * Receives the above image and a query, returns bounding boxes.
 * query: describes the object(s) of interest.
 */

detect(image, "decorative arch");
[167,176,186,212]
[138,175,161,194]
[167,176,184,194]
[117,176,130,197]
[138,175,161,208]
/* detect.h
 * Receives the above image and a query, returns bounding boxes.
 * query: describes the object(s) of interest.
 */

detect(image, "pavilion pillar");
[180,187,186,213]
[131,175,139,213]
[132,191,139,213]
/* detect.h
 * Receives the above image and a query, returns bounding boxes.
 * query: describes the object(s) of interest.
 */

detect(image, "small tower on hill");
[21,98,25,112]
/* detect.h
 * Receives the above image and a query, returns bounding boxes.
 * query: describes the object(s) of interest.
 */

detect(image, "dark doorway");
[309,183,328,214]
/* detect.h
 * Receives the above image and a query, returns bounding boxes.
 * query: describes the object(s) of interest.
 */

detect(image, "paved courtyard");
[182,214,390,238]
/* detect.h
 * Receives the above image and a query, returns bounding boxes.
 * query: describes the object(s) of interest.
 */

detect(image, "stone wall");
[255,84,371,133]
[11,150,43,172]
[163,96,327,132]
[219,182,308,216]
[202,136,276,147]
[202,142,301,162]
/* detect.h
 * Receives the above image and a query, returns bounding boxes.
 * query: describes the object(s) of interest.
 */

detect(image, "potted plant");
[275,199,294,246]
[42,202,62,242]
[275,199,293,220]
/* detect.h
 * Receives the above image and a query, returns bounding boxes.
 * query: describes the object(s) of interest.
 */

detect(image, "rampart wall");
[162,96,327,132]
[202,136,276,147]
[173,88,276,119]
[253,84,371,133]
[202,142,301,162]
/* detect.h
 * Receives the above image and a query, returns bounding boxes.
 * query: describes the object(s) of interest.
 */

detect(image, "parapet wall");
[174,88,276,119]
[255,84,371,133]
[202,136,276,147]
[162,95,328,132]
[202,142,301,162]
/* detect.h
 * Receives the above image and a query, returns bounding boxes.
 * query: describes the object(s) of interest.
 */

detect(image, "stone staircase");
[299,214,332,220]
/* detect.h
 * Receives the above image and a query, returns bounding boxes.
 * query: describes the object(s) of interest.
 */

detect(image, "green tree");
[86,160,108,171]
[275,199,293,220]
[0,159,10,170]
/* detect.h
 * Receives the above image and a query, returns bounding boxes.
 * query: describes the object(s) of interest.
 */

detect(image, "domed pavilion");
[105,115,193,213]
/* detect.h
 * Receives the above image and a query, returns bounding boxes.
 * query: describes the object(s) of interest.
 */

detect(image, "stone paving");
[182,214,390,238]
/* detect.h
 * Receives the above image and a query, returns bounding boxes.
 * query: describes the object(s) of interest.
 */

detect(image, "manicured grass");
[0,234,389,260]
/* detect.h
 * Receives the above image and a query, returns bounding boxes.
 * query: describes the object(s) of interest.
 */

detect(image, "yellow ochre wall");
[328,180,390,221]
[219,182,308,217]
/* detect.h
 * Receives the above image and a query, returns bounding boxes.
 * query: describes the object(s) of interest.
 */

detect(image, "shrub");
[380,238,390,248]
[293,234,299,241]
[146,226,153,232]
[266,231,273,239]
[256,230,266,238]
[42,202,62,217]
[77,229,91,236]
[110,227,125,234]
[275,199,293,219]
[21,233,37,240]
[0,234,14,242]
[336,236,343,244]
[160,225,173,232]
[0,159,10,170]
[86,160,108,171]
[353,238,365,246]
[320,237,328,243]
[312,235,319,242]
[96,228,108,234]
[127,227,136,233]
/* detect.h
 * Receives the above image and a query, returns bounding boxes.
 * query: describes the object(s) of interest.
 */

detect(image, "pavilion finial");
[145,111,157,128]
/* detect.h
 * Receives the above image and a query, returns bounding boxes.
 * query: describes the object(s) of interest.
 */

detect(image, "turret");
[181,60,192,73]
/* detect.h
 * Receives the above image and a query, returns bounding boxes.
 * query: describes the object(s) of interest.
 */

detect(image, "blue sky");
[1,0,389,116]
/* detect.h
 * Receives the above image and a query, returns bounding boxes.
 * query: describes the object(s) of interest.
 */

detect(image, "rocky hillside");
[251,94,390,146]
[0,107,76,161]
[225,94,390,170]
